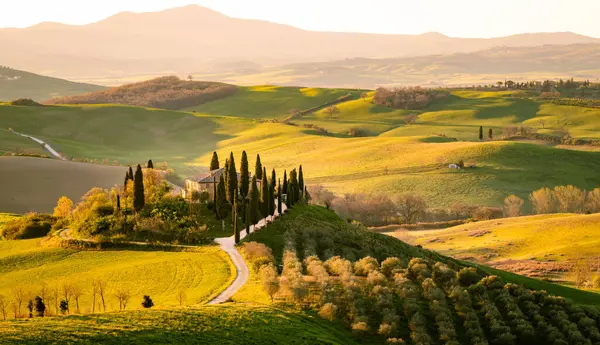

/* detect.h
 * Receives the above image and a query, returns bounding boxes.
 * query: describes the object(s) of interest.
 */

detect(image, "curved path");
[12,131,66,160]
[208,201,287,304]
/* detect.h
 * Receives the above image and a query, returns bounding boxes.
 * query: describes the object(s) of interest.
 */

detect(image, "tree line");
[373,87,449,110]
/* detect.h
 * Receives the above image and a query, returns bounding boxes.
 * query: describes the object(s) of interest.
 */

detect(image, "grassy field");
[0,239,232,310]
[185,85,358,119]
[0,128,47,156]
[0,213,20,229]
[0,156,125,214]
[0,305,360,345]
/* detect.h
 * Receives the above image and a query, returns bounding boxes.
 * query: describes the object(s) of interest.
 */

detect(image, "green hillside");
[0,66,104,102]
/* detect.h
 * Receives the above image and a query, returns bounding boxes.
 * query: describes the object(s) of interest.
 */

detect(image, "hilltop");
[0,5,597,82]
[0,66,104,101]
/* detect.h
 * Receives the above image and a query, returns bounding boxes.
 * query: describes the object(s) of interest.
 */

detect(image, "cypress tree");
[147,160,154,169]
[255,154,262,180]
[277,179,282,215]
[210,152,220,171]
[133,164,145,212]
[282,170,288,194]
[233,197,240,244]
[249,176,261,231]
[260,167,269,219]
[116,195,121,212]
[488,128,493,139]
[245,202,250,235]
[298,165,304,200]
[269,180,275,218]
[479,126,483,141]
[271,169,276,193]
[226,152,238,203]
[124,171,130,191]
[288,169,298,207]
[128,167,134,181]
[215,175,229,231]
[212,176,217,215]
[240,151,250,198]
[223,158,230,195]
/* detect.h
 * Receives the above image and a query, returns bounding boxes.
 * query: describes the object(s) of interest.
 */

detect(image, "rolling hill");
[0,66,104,101]
[1,5,598,83]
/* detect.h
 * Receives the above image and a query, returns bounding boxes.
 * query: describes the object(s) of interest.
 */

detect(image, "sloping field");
[0,239,232,310]
[0,128,47,156]
[0,156,125,213]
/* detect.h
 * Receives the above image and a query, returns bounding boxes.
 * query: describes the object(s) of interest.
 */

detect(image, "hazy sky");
[1,0,599,38]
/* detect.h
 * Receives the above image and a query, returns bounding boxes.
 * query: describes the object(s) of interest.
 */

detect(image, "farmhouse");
[182,168,257,200]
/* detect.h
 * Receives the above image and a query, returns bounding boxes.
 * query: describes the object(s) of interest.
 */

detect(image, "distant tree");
[116,195,121,212]
[298,165,305,200]
[255,154,263,180]
[133,164,145,212]
[496,81,503,88]
[269,178,276,219]
[53,196,73,218]
[27,299,33,318]
[360,92,369,101]
[59,300,68,315]
[215,175,230,231]
[147,159,154,169]
[307,185,335,209]
[277,180,283,214]
[529,187,555,214]
[488,128,493,140]
[240,151,250,199]
[34,296,45,317]
[71,284,83,313]
[394,194,427,224]
[282,170,288,194]
[324,105,341,119]
[92,279,108,312]
[226,152,238,204]
[234,197,240,244]
[260,264,280,302]
[553,185,586,213]
[212,176,217,215]
[176,289,187,306]
[141,295,154,308]
[249,176,261,231]
[288,169,299,207]
[187,75,193,81]
[260,167,269,221]
[504,195,524,217]
[0,295,7,320]
[506,80,515,88]
[479,126,483,141]
[128,167,134,182]
[113,286,131,311]
[210,151,220,171]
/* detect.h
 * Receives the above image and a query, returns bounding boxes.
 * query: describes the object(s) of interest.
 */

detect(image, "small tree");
[479,126,483,141]
[215,175,230,231]
[34,296,45,317]
[240,151,250,199]
[27,299,33,318]
[255,154,263,180]
[114,286,131,311]
[260,264,280,302]
[59,300,68,315]
[234,197,240,244]
[282,170,288,195]
[0,295,7,320]
[11,285,26,318]
[324,105,340,119]
[176,289,187,306]
[298,165,304,200]
[133,164,145,212]
[249,176,261,231]
[53,196,73,218]
[141,295,154,308]
[210,151,219,171]
[226,152,238,204]
[60,282,73,314]
[147,159,154,169]
[488,128,493,139]
[260,167,270,221]
[277,180,283,215]
[72,284,83,313]
[504,195,524,217]
[394,194,427,224]
[92,279,108,312]
[529,187,555,214]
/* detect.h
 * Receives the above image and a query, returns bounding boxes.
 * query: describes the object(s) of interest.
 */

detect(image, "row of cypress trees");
[209,151,306,243]
[122,160,154,213]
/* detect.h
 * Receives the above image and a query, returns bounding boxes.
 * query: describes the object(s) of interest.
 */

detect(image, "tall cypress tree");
[226,152,238,203]
[116,195,121,212]
[269,169,276,218]
[479,126,484,141]
[488,128,493,139]
[260,167,269,219]
[255,154,262,180]
[133,164,145,212]
[298,165,304,200]
[277,179,282,215]
[288,169,298,207]
[223,158,230,196]
[240,151,250,199]
[124,171,130,191]
[147,160,154,169]
[210,152,220,171]
[271,169,276,193]
[212,176,217,215]
[128,167,134,181]
[249,176,261,231]
[233,197,240,244]
[245,203,251,235]
[282,170,288,194]
[215,175,229,231]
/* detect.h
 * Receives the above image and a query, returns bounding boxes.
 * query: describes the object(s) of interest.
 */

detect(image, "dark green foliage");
[215,175,230,221]
[234,198,240,244]
[210,151,220,171]
[457,267,480,287]
[27,300,33,318]
[277,180,283,215]
[288,169,299,207]
[142,296,154,309]
[269,179,275,217]
[0,214,56,240]
[240,151,250,198]
[283,170,288,194]
[255,154,262,180]
[213,176,217,216]
[226,152,238,203]
[34,296,45,317]
[147,160,154,169]
[60,300,69,315]
[249,176,261,227]
[116,195,121,212]
[479,126,484,140]
[10,98,43,106]
[133,164,145,212]
[260,167,269,219]
[489,128,493,139]
[245,202,251,235]
[298,165,304,199]
[128,167,134,181]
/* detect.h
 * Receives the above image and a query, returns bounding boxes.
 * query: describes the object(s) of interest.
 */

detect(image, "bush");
[141,295,154,308]
[347,128,365,137]
[10,98,43,106]
[0,213,56,240]
[457,267,479,287]
[318,303,338,321]
[242,242,275,263]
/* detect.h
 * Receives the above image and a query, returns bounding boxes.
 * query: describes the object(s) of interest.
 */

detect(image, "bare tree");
[360,92,369,101]
[72,284,83,313]
[176,289,187,307]
[307,185,335,210]
[529,187,555,214]
[394,194,427,224]
[324,105,340,119]
[0,294,7,320]
[93,279,108,312]
[504,195,524,217]
[554,185,586,213]
[91,280,99,313]
[586,188,600,213]
[38,282,49,309]
[11,285,26,318]
[61,282,74,314]
[113,286,131,311]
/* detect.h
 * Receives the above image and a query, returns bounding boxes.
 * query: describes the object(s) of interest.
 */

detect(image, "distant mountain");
[0,66,104,101]
[0,5,597,80]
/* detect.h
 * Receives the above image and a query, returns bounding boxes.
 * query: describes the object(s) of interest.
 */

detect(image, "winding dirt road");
[13,131,66,160]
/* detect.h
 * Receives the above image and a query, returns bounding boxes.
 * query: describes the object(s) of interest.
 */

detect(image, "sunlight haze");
[1,0,599,38]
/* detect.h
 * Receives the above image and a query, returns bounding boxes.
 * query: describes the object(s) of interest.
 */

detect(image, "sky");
[1,0,599,38]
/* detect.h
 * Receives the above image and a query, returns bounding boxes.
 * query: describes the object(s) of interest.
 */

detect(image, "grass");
[0,156,125,214]
[0,239,232,309]
[0,213,20,229]
[0,67,105,102]
[0,129,47,156]
[0,305,360,344]
[185,85,357,119]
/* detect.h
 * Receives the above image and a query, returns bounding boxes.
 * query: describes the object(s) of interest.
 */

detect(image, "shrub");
[457,267,479,287]
[141,295,154,308]
[318,303,338,321]
[242,242,275,263]
[353,256,379,276]
[351,321,369,334]
[252,256,274,273]
[0,213,55,240]
[10,98,43,106]
[381,257,403,278]
[347,128,365,137]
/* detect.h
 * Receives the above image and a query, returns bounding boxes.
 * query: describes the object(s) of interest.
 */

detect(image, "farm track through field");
[11,131,66,160]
